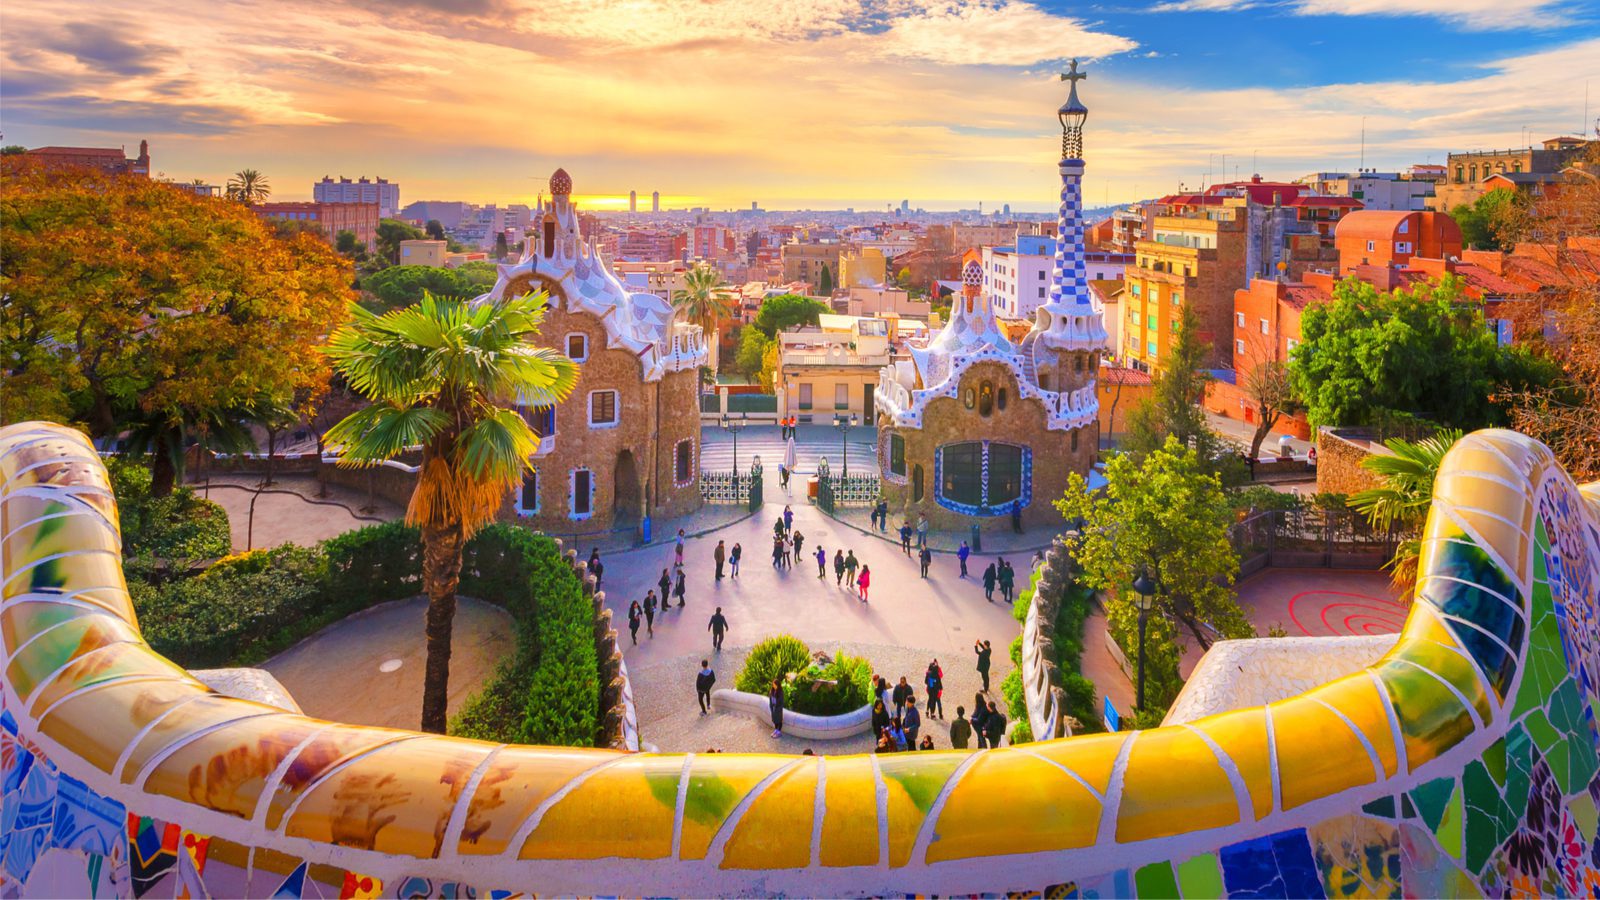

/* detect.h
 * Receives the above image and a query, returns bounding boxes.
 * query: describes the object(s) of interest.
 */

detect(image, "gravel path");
[630,640,1014,754]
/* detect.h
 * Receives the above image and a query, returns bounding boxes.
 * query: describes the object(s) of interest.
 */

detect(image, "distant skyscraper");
[652,191,660,213]
[314,176,399,219]
[900,199,909,213]
[752,201,758,212]
[629,190,637,212]
[1003,203,1011,216]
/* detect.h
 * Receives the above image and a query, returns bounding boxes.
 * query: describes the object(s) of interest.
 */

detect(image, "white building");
[1295,171,1431,211]
[982,235,1126,320]
[314,176,400,219]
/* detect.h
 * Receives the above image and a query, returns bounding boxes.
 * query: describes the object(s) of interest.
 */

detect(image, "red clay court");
[1234,568,1410,638]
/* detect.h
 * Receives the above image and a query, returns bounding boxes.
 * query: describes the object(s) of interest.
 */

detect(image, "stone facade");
[1315,427,1388,497]
[879,360,1096,531]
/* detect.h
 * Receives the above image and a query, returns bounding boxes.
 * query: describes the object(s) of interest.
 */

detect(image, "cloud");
[52,22,176,76]
[1149,0,1575,29]
[873,2,1138,65]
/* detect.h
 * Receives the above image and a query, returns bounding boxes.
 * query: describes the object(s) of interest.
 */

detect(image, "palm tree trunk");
[420,520,465,733]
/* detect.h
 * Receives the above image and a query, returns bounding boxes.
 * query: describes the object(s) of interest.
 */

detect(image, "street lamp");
[833,413,858,478]
[721,413,748,477]
[1131,570,1158,713]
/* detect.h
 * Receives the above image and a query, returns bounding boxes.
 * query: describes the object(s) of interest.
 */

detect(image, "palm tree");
[324,291,579,733]
[226,169,270,205]
[1348,429,1462,589]
[675,263,738,339]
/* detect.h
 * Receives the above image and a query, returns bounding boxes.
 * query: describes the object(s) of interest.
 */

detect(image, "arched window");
[1039,371,1052,391]
[963,387,976,410]
[1074,354,1084,373]
[674,440,693,485]
[997,387,1008,411]
[935,441,1030,515]
[912,464,925,502]
[517,471,539,515]
[978,381,995,416]
[889,434,906,477]
[543,219,556,258]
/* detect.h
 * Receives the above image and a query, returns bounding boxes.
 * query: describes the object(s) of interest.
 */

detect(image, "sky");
[3,0,1599,210]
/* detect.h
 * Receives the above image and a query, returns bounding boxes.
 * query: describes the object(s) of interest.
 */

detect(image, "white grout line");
[908,749,984,866]
[1308,698,1384,784]
[705,757,802,868]
[1180,724,1254,827]
[501,754,628,859]
[1097,731,1137,845]
[1369,669,1409,777]
[671,753,694,860]
[250,723,334,829]
[438,744,506,861]
[270,735,420,832]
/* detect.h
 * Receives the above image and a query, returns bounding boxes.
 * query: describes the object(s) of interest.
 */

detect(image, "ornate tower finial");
[1058,59,1088,160]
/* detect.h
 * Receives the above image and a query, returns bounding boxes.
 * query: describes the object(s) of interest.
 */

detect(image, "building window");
[570,468,593,519]
[912,464,925,502]
[889,434,906,477]
[525,405,556,438]
[1147,314,1156,329]
[1455,166,1465,183]
[1074,355,1084,373]
[1071,429,1079,452]
[1286,338,1299,353]
[1040,371,1052,390]
[798,383,813,409]
[963,387,976,409]
[589,390,618,427]
[674,439,693,485]
[935,441,1029,515]
[835,383,849,410]
[1038,270,1046,280]
[1395,242,1412,254]
[1236,338,1246,355]
[1038,286,1047,298]
[1147,341,1157,356]
[1172,292,1181,306]
[1260,318,1269,335]
[566,333,589,361]
[1367,240,1376,252]
[1236,312,1246,327]
[517,470,539,515]
[997,387,1008,411]
[978,381,995,416]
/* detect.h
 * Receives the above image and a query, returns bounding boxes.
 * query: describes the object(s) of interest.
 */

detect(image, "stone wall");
[1316,426,1388,496]
[878,360,1096,532]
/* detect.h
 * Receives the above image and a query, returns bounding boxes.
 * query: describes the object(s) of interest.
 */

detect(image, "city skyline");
[4,0,1599,209]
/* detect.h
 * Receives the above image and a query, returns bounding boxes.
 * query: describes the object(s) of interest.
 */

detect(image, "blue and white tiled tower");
[1047,58,1100,324]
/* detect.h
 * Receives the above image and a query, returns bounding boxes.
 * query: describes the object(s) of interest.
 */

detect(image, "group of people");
[981,558,1019,604]
[624,531,696,645]
[867,654,1008,751]
[768,506,874,601]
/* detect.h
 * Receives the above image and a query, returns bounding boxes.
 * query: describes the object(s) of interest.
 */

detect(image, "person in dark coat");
[919,545,932,578]
[903,696,922,748]
[957,541,970,577]
[998,559,1016,604]
[627,601,642,645]
[974,639,993,692]
[924,661,944,719]
[643,591,657,637]
[949,706,972,749]
[871,699,891,736]
[708,607,729,651]
[892,676,913,712]
[982,563,997,602]
[696,660,716,715]
[768,680,785,738]
[714,540,726,579]
[834,550,846,586]
[970,695,989,749]
[984,700,1007,748]
[1010,499,1023,534]
[899,522,913,555]
[674,568,687,608]
[658,568,671,605]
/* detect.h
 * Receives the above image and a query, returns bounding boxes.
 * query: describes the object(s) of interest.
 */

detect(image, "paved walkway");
[195,474,402,551]
[262,596,513,731]
[701,424,878,476]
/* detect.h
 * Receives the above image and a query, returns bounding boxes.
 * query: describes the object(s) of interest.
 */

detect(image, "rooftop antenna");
[1360,116,1366,170]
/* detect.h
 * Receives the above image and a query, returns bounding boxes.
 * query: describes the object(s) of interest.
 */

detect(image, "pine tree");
[817,263,834,295]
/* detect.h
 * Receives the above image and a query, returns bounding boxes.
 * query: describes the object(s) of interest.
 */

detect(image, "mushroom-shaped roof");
[549,168,572,196]
[962,259,983,286]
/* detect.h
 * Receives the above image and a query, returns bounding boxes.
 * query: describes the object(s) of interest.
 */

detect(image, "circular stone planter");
[709,689,873,740]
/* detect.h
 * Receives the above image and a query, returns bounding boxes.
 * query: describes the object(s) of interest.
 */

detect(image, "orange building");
[250,201,379,250]
[1335,210,1462,272]
[25,140,150,177]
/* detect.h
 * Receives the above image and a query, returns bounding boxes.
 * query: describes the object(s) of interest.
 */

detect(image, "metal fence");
[700,460,764,511]
[701,393,779,414]
[1230,508,1397,574]
[815,458,880,514]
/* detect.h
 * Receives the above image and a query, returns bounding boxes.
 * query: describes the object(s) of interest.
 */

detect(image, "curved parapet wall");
[2,421,1600,897]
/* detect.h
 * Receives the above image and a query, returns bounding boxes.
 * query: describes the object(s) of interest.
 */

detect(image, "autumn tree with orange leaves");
[0,158,353,493]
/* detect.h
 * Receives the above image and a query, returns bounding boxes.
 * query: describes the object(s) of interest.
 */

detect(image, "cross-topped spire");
[1061,58,1086,86]
[1057,59,1088,160]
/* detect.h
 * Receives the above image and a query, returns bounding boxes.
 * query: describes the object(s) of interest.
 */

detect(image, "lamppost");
[1131,569,1158,713]
[721,413,748,477]
[833,413,858,478]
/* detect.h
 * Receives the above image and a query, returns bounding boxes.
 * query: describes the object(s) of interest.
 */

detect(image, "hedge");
[126,518,602,748]
[108,457,232,562]
[1002,563,1102,741]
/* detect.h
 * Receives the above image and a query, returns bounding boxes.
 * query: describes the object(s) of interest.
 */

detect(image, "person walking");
[844,550,859,588]
[898,521,913,556]
[1010,499,1023,534]
[982,563,997,602]
[949,706,972,749]
[772,534,784,568]
[915,513,929,549]
[696,660,716,715]
[999,559,1015,604]
[714,540,726,580]
[856,564,871,601]
[892,676,912,713]
[792,530,805,566]
[814,545,827,578]
[675,529,687,567]
[780,532,792,569]
[871,699,891,737]
[643,591,657,638]
[658,568,672,606]
[587,549,604,591]
[783,504,794,534]
[875,500,889,531]
[674,567,687,608]
[984,700,1006,749]
[627,601,642,646]
[957,541,970,577]
[974,640,992,692]
[730,542,742,577]
[768,680,785,738]
[971,695,989,749]
[924,660,944,719]
[773,515,785,540]
[708,607,729,651]
[834,549,846,586]
[903,696,922,749]
[919,545,932,578]
[778,463,789,490]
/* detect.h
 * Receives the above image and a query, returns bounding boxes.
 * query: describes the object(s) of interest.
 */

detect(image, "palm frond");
[324,403,447,464]
[456,407,539,483]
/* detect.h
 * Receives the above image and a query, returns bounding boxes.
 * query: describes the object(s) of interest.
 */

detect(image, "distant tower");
[629,190,637,213]
[751,201,758,212]
[1003,203,1011,217]
[900,199,909,214]
[652,191,660,213]
[1050,58,1093,313]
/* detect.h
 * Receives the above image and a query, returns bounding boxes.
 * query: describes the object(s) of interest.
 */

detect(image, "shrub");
[135,544,325,667]
[1228,485,1303,514]
[735,635,811,694]
[787,652,872,716]
[109,456,232,561]
[322,521,421,607]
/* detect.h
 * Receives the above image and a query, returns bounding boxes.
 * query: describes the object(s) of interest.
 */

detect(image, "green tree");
[816,263,834,295]
[324,292,580,732]
[425,219,446,240]
[494,231,509,260]
[335,229,364,256]
[1122,304,1242,482]
[453,260,500,295]
[752,293,829,338]
[1,158,350,493]
[676,263,738,341]
[734,325,771,379]
[1289,275,1555,430]
[1055,436,1252,712]
[225,169,270,205]
[1450,190,1524,251]
[375,218,426,264]
[359,265,469,312]
[1349,430,1462,589]
[1,145,26,156]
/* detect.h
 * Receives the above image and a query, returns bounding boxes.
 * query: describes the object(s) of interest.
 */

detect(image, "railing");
[1229,507,1398,575]
[699,470,754,505]
[816,457,880,514]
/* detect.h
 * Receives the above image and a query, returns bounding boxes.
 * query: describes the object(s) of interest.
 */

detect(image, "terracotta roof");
[1282,284,1329,310]
[1099,366,1153,386]
[27,146,127,157]
[1333,210,1412,241]
[1449,263,1532,297]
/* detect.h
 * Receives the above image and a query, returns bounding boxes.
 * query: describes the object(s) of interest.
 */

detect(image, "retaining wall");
[4,421,1600,897]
